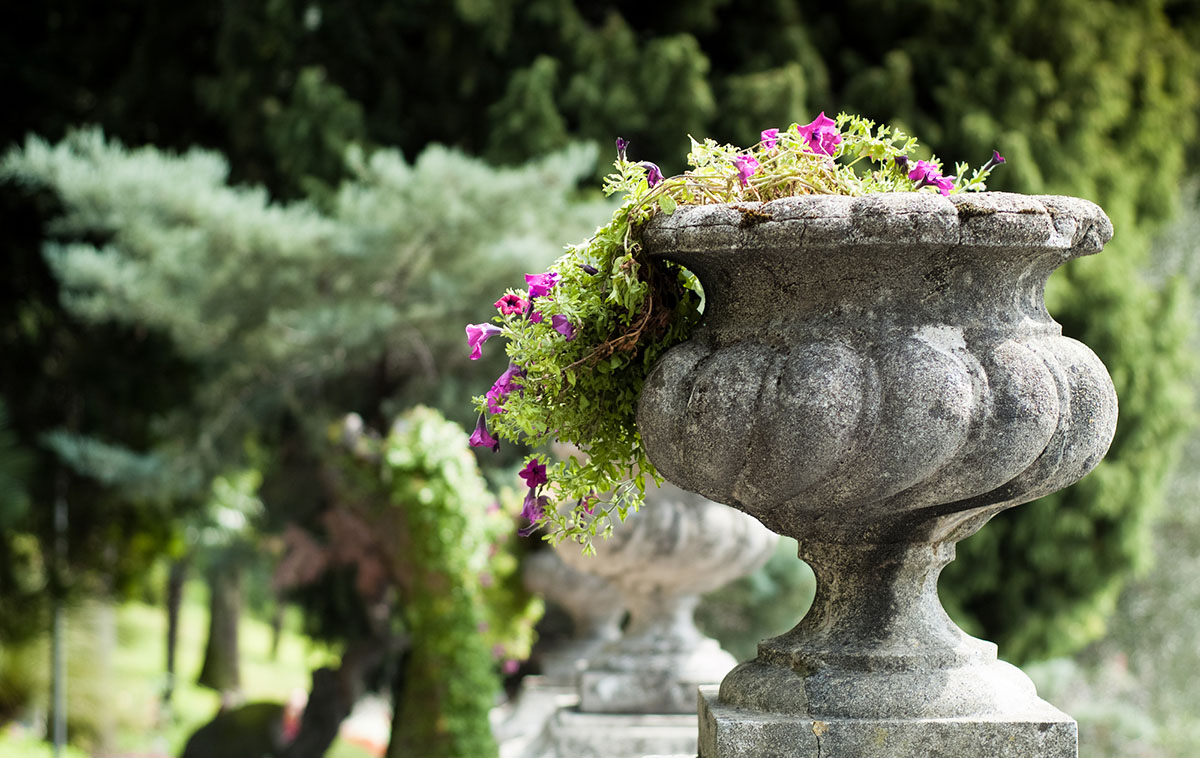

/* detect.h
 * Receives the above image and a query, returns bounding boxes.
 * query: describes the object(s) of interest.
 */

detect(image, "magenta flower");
[494,293,528,315]
[640,161,664,188]
[518,491,548,536]
[579,492,598,515]
[486,385,507,414]
[616,137,629,162]
[466,323,502,360]
[529,309,544,324]
[525,272,561,299]
[502,659,520,674]
[760,128,779,150]
[493,363,525,394]
[734,155,760,187]
[796,112,841,156]
[518,459,548,489]
[908,160,954,196]
[981,150,1006,172]
[550,314,576,341]
[469,414,499,452]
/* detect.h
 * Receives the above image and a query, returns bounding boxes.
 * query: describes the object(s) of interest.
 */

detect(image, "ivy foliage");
[333,406,540,758]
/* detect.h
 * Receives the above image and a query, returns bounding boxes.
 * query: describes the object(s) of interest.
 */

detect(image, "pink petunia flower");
[734,155,760,187]
[466,323,502,360]
[494,293,528,315]
[796,112,841,156]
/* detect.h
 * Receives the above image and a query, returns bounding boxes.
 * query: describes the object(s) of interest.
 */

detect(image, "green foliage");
[0,400,30,530]
[359,406,537,758]
[1,129,605,489]
[478,116,998,548]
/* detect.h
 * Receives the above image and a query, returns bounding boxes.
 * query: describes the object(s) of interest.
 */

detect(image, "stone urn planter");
[556,480,777,715]
[636,192,1118,758]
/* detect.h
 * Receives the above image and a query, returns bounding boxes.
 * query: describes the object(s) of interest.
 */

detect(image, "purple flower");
[616,137,629,162]
[640,161,664,188]
[494,363,525,394]
[494,293,528,315]
[550,314,576,341]
[908,160,954,196]
[760,128,779,150]
[518,459,548,489]
[981,150,1006,172]
[469,414,499,452]
[518,491,548,536]
[894,155,909,171]
[734,155,760,187]
[579,263,599,275]
[796,112,841,156]
[502,659,520,674]
[579,492,598,515]
[525,272,561,299]
[529,309,544,324]
[486,385,507,414]
[466,323,502,360]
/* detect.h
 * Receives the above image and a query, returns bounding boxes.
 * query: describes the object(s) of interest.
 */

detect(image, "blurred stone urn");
[636,192,1118,757]
[521,548,625,686]
[556,480,777,715]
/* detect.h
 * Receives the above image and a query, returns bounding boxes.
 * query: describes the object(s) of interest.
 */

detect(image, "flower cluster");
[466,112,1005,550]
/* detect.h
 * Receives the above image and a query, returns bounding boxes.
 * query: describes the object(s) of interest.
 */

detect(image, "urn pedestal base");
[698,686,1076,758]
[536,709,699,758]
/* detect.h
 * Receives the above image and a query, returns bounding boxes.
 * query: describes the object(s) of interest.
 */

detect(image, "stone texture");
[635,192,1118,757]
[493,677,579,758]
[699,686,1076,758]
[522,549,625,686]
[557,481,777,714]
[533,710,700,758]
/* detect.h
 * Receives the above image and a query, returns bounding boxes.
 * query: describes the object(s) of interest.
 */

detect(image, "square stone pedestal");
[538,708,699,758]
[698,686,1077,758]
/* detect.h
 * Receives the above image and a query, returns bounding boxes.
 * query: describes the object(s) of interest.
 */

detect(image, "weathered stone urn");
[636,192,1118,757]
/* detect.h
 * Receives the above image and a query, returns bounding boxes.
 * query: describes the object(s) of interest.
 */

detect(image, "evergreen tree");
[5,0,1197,665]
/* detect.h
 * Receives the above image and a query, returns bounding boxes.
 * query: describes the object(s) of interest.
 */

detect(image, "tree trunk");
[269,598,284,660]
[280,637,396,758]
[163,557,189,705]
[197,560,241,694]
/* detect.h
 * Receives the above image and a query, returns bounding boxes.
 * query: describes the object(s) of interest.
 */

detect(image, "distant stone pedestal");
[522,549,625,687]
[559,481,777,716]
[537,710,699,758]
[636,193,1120,758]
[518,481,775,758]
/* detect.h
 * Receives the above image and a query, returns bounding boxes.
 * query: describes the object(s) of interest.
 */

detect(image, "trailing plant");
[467,113,1004,549]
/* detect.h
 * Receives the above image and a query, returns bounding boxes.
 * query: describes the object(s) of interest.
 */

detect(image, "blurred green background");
[1,1,1198,756]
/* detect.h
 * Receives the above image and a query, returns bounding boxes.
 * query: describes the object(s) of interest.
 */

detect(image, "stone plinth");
[536,710,699,758]
[699,686,1075,758]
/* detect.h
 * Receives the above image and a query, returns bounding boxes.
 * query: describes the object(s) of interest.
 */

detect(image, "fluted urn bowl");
[636,192,1117,725]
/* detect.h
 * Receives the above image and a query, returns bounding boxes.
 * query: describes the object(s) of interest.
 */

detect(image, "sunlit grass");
[1,577,376,758]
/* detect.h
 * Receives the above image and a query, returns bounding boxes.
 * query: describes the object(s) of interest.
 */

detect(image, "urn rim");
[641,191,1112,260]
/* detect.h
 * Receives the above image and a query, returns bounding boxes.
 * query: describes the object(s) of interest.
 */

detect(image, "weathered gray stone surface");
[534,709,699,758]
[700,685,1075,758]
[558,481,777,714]
[522,549,625,686]
[636,192,1118,757]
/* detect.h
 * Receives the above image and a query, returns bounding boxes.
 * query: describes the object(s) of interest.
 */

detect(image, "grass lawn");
[2,578,378,758]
